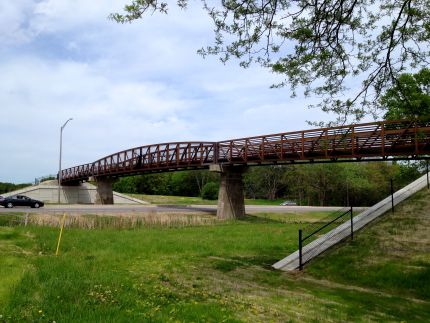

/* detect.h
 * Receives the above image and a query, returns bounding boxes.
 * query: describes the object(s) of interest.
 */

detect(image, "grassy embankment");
[0,190,429,322]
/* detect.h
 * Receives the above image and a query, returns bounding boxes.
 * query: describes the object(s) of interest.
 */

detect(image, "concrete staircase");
[273,172,430,271]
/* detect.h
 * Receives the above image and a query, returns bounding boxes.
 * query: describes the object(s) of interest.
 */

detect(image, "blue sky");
[1,1,338,183]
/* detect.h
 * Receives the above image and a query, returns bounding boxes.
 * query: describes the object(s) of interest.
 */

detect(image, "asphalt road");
[0,204,366,215]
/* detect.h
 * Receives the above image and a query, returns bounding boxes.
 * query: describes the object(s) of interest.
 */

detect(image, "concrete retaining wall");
[1,180,147,205]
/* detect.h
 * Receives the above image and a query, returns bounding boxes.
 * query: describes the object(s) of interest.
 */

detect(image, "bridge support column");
[210,165,247,219]
[95,177,115,205]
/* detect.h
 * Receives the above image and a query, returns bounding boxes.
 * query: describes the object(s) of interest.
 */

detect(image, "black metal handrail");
[299,206,353,270]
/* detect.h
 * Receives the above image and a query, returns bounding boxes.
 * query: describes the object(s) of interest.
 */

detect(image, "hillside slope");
[307,188,430,301]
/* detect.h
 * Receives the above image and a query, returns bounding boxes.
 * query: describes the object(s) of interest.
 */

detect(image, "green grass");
[129,194,218,205]
[0,227,33,309]
[245,198,288,205]
[128,193,288,206]
[1,195,429,322]
[252,211,346,223]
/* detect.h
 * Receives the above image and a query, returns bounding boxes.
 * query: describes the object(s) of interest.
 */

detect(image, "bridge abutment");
[95,177,115,204]
[210,165,247,219]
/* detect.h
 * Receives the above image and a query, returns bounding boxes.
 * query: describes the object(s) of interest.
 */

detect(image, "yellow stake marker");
[56,213,67,256]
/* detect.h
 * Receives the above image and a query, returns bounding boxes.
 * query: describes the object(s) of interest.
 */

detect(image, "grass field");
[128,194,287,206]
[0,191,429,322]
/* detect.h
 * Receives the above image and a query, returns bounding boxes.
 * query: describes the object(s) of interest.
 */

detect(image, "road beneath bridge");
[0,204,367,215]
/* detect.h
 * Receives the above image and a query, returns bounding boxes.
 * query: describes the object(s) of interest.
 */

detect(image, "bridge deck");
[61,120,430,183]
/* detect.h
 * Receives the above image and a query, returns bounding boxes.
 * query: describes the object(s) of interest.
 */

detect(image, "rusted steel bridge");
[61,119,430,184]
[60,120,430,218]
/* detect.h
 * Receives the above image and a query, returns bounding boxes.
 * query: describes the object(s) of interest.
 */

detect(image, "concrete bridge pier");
[210,165,247,219]
[95,177,115,204]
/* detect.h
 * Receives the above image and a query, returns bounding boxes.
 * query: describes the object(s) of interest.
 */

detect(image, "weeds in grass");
[0,212,219,230]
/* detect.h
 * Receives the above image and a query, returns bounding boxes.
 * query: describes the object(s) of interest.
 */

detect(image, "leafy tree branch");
[110,0,430,124]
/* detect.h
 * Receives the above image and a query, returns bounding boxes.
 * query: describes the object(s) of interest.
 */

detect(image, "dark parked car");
[0,195,44,208]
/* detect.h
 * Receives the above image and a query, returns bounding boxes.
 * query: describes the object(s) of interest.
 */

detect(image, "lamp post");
[58,118,73,204]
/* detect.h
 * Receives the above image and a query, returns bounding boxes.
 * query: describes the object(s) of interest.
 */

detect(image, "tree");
[113,173,172,194]
[379,68,430,120]
[190,170,219,196]
[201,182,219,200]
[0,182,30,194]
[244,166,286,200]
[111,1,430,123]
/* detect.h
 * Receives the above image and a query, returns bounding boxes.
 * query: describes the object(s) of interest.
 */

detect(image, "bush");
[201,182,219,200]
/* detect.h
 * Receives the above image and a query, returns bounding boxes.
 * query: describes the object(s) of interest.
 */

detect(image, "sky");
[1,0,339,184]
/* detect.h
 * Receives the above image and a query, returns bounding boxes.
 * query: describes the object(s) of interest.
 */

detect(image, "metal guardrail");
[60,119,430,183]
[34,175,56,185]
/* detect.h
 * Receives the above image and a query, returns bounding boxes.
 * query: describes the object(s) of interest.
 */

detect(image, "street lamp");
[58,118,73,204]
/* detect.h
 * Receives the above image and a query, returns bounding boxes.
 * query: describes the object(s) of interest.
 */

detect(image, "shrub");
[201,182,219,200]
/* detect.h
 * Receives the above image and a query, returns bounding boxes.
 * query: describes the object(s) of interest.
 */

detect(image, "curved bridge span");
[61,120,430,184]
[60,119,430,218]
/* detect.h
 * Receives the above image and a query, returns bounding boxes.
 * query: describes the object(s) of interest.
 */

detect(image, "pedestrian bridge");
[60,120,430,218]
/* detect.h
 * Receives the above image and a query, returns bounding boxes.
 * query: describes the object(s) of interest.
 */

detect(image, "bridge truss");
[61,120,430,184]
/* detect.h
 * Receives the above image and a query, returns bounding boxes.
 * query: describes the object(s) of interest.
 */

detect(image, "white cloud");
[0,1,334,183]
[0,55,204,181]
[0,1,36,44]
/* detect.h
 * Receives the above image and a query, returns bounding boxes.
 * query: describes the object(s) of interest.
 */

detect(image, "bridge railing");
[61,142,216,182]
[60,120,430,183]
[217,120,430,163]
